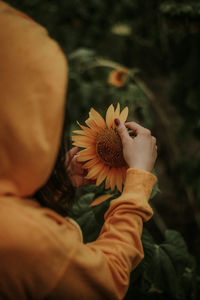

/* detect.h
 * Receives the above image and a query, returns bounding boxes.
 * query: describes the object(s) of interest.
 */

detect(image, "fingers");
[68,156,85,175]
[152,136,156,144]
[115,119,156,145]
[66,147,79,164]
[125,122,151,135]
[115,119,131,145]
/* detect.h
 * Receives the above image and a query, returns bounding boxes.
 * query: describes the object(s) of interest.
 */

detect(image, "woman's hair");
[34,105,75,216]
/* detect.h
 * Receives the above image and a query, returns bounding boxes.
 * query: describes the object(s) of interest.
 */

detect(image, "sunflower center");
[96,128,126,168]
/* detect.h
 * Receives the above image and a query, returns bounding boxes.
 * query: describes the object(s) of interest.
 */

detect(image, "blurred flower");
[72,103,129,192]
[108,68,129,87]
[111,24,132,36]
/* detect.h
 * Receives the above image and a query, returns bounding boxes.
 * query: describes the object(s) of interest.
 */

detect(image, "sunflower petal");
[72,140,88,148]
[106,104,115,129]
[72,135,94,148]
[122,166,128,183]
[78,147,95,155]
[85,118,99,131]
[115,102,120,118]
[89,108,106,128]
[72,130,88,136]
[90,194,113,207]
[77,154,97,162]
[76,121,89,130]
[116,169,123,192]
[119,106,128,123]
[76,148,96,162]
[105,169,111,189]
[96,165,109,186]
[76,121,97,136]
[86,163,104,180]
[113,103,120,129]
[109,168,117,191]
[71,135,93,142]
[82,158,100,169]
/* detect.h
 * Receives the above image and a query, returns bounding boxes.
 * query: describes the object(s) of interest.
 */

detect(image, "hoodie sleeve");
[48,168,156,300]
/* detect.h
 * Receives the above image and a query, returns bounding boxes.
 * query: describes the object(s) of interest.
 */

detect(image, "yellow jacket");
[0,1,157,299]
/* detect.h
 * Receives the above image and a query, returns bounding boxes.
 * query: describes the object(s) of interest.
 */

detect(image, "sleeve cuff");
[124,168,157,200]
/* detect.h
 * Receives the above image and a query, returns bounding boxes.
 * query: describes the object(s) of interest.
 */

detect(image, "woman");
[0,1,157,299]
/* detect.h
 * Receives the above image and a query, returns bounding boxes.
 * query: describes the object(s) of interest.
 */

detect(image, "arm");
[48,168,156,300]
[49,121,157,299]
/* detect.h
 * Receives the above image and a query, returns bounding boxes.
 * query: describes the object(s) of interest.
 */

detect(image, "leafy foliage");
[71,185,197,300]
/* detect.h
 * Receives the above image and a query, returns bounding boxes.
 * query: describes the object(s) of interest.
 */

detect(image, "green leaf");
[72,192,95,217]
[146,244,182,299]
[133,229,155,281]
[164,230,188,253]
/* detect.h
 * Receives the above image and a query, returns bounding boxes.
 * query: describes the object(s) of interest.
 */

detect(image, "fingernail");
[114,118,120,126]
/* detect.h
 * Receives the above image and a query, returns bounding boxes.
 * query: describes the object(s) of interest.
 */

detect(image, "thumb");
[114,118,130,145]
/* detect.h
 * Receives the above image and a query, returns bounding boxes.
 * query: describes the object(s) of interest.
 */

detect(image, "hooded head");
[0,1,68,197]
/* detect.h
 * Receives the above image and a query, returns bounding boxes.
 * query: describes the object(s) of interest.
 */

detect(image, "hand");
[66,147,95,187]
[115,119,157,172]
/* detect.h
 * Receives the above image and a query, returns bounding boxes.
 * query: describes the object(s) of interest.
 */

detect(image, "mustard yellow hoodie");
[0,1,157,299]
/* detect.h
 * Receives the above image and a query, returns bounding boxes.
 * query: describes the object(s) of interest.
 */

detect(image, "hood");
[0,1,68,197]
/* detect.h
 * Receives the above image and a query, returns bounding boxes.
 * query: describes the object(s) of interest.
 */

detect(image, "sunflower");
[72,103,129,192]
[108,68,129,87]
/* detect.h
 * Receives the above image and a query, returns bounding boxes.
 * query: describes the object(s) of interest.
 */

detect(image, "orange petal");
[106,104,115,129]
[105,169,112,189]
[72,136,94,148]
[76,121,97,136]
[105,168,116,191]
[109,168,117,191]
[77,154,97,162]
[86,163,104,180]
[77,148,96,161]
[76,148,96,162]
[115,102,120,117]
[96,165,110,186]
[89,108,105,129]
[72,130,88,136]
[78,148,95,155]
[90,194,113,207]
[85,118,99,131]
[113,102,120,129]
[82,158,100,169]
[122,166,128,183]
[71,135,92,142]
[119,106,128,123]
[77,121,88,130]
[72,141,87,148]
[116,169,123,192]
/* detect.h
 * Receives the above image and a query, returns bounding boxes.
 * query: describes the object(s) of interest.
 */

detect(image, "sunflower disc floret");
[96,128,126,168]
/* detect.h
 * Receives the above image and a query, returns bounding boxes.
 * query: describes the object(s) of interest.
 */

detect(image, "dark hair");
[34,105,75,216]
